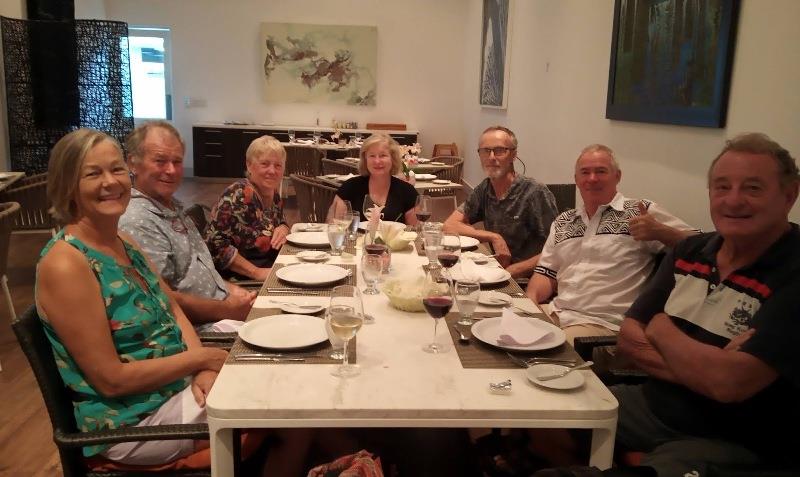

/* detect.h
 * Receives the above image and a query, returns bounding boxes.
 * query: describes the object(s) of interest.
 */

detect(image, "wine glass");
[361,253,382,295]
[326,222,346,256]
[312,130,322,144]
[287,129,295,143]
[422,272,453,354]
[415,195,432,232]
[454,280,480,326]
[439,232,461,281]
[327,285,364,377]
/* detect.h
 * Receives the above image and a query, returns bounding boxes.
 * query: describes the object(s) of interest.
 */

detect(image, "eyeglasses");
[477,147,514,157]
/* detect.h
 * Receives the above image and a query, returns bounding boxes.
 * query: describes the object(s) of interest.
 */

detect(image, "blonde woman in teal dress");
[35,129,315,475]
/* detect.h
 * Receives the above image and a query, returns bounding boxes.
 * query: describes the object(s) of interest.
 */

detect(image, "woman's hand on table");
[271,224,290,249]
[190,346,229,373]
[191,369,218,407]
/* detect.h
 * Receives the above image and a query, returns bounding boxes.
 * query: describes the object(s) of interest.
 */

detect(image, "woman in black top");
[332,134,419,224]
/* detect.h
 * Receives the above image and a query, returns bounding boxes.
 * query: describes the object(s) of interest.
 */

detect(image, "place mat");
[260,263,357,296]
[421,264,524,294]
[444,313,581,369]
[415,239,491,256]
[281,241,356,255]
[228,308,356,365]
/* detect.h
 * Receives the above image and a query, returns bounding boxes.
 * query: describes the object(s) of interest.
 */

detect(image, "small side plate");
[526,364,585,390]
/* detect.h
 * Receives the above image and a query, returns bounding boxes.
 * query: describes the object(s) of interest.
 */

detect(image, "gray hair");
[481,125,518,150]
[576,144,620,172]
[245,135,286,165]
[125,120,185,165]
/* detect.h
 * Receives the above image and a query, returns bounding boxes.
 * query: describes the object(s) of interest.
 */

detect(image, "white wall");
[75,0,107,19]
[101,0,467,169]
[462,0,800,231]
[0,0,26,171]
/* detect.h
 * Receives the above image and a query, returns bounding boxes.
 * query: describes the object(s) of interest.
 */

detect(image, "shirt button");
[711,267,716,272]
[709,284,717,290]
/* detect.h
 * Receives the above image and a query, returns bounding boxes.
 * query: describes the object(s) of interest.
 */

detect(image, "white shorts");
[101,386,206,465]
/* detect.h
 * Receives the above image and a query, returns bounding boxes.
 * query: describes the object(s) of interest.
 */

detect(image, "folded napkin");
[457,259,508,282]
[336,173,357,181]
[497,308,552,346]
[366,204,384,236]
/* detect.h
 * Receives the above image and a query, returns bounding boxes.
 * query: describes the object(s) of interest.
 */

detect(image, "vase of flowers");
[400,143,422,184]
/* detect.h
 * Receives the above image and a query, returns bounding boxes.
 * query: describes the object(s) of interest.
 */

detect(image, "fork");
[268,300,321,309]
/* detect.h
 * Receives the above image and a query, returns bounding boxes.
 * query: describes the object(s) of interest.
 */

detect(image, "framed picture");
[605,0,740,128]
[479,0,513,108]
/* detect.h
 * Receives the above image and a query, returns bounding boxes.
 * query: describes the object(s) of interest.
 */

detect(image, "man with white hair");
[527,144,695,343]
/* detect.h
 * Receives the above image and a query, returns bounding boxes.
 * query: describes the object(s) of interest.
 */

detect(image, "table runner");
[260,263,357,296]
[228,307,356,365]
[415,239,490,256]
[444,313,581,369]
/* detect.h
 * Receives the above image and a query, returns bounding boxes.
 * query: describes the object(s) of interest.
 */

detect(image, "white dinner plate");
[449,266,511,285]
[276,263,349,286]
[471,317,566,351]
[479,291,512,306]
[415,173,437,181]
[432,179,450,185]
[296,250,330,262]
[526,364,586,390]
[286,232,330,247]
[459,236,480,249]
[277,301,326,315]
[238,314,327,349]
[296,223,325,232]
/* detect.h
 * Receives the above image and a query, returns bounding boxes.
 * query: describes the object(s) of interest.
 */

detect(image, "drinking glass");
[354,131,363,143]
[361,253,382,295]
[287,129,295,143]
[423,228,443,269]
[454,280,480,325]
[422,272,453,354]
[343,211,359,249]
[327,223,346,256]
[415,195,432,232]
[439,232,461,281]
[312,130,322,144]
[327,285,364,377]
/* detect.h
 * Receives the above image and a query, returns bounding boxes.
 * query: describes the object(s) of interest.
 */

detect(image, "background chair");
[0,173,58,235]
[431,143,459,158]
[12,306,213,477]
[0,201,20,322]
[184,203,212,236]
[284,145,324,177]
[429,155,464,183]
[321,158,358,176]
[545,183,577,214]
[290,174,338,223]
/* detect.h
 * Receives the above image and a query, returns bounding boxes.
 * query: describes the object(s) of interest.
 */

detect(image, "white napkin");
[367,204,384,236]
[296,138,313,145]
[457,259,507,282]
[336,173,357,181]
[379,221,405,244]
[497,308,552,346]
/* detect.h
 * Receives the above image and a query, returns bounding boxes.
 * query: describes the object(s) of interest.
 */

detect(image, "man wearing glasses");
[119,121,254,330]
[444,126,557,277]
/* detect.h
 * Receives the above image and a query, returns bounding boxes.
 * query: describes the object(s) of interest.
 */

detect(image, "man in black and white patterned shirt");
[444,126,558,278]
[527,144,696,344]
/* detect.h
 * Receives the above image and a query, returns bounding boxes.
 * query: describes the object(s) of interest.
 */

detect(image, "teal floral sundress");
[37,230,190,457]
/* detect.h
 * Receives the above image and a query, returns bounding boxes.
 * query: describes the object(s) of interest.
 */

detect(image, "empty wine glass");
[327,285,364,377]
[422,272,453,354]
[312,130,322,144]
[287,129,295,143]
[454,280,480,326]
[415,195,432,232]
[361,253,382,295]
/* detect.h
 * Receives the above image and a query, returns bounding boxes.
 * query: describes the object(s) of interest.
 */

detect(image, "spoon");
[454,325,470,342]
[536,361,594,381]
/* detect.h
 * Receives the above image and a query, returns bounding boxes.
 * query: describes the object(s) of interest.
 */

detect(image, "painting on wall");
[261,23,377,106]
[605,0,740,128]
[479,0,512,108]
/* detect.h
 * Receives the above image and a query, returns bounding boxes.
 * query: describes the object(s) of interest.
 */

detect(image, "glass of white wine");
[327,285,364,377]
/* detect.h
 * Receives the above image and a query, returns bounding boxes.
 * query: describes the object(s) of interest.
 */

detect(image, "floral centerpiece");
[400,143,422,180]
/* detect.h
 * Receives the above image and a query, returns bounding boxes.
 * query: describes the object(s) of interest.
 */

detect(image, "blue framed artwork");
[605,0,740,128]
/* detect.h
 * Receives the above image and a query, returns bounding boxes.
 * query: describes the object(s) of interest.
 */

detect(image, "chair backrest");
[12,306,88,476]
[290,174,338,223]
[321,158,358,176]
[284,145,324,177]
[1,178,57,232]
[430,156,464,183]
[184,203,211,236]
[0,202,20,277]
[546,183,577,214]
[432,143,459,158]
[365,123,406,131]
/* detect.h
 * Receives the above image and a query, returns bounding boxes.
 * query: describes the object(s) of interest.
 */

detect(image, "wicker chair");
[0,202,20,322]
[12,306,215,477]
[545,183,577,214]
[0,174,58,234]
[321,158,358,176]
[431,143,459,158]
[290,174,338,223]
[429,156,464,183]
[284,145,324,177]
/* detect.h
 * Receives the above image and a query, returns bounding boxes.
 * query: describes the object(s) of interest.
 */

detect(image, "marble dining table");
[205,236,618,475]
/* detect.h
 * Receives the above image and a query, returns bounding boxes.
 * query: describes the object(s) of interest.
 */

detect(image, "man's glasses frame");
[477,147,515,158]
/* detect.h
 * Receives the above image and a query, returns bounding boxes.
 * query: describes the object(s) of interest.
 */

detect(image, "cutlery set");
[235,353,307,362]
[505,352,578,369]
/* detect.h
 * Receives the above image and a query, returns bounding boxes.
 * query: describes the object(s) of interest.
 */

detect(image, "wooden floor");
[0,177,463,476]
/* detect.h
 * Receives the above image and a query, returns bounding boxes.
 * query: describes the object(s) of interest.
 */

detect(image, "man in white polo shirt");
[527,144,696,344]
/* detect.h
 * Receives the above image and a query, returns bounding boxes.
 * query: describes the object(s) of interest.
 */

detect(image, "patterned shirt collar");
[130,188,184,219]
[575,191,625,222]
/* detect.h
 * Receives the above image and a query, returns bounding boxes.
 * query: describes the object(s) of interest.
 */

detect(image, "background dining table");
[205,233,618,475]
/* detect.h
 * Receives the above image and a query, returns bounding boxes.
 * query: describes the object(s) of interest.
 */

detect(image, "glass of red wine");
[438,232,461,282]
[422,272,453,354]
[415,194,432,232]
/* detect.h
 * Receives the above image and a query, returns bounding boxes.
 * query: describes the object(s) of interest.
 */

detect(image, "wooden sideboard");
[192,123,419,178]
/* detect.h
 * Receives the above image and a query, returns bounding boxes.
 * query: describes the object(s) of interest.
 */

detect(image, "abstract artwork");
[480,0,512,108]
[261,23,377,106]
[605,0,740,128]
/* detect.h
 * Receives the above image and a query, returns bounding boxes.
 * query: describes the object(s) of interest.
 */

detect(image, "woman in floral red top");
[206,136,290,280]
